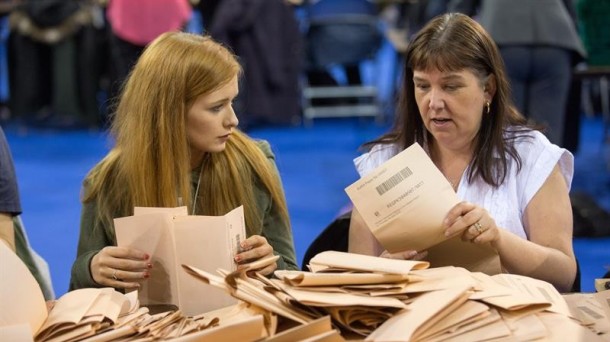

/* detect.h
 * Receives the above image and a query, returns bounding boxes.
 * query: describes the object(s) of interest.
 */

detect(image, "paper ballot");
[346,143,459,253]
[115,205,246,316]
[345,143,500,274]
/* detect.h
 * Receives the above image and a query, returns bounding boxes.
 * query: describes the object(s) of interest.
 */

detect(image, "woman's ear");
[484,74,497,100]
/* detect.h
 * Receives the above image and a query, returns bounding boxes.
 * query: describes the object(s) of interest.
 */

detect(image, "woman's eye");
[209,105,223,113]
[444,84,460,91]
[415,84,429,90]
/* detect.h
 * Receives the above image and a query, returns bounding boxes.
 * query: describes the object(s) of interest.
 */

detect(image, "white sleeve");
[516,131,574,210]
[353,144,398,177]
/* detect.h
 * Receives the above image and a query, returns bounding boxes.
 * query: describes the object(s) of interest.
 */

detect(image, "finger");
[103,246,150,261]
[103,268,149,289]
[461,224,482,242]
[235,244,273,264]
[240,235,267,251]
[412,251,428,261]
[445,214,471,238]
[380,250,420,260]
[444,201,476,226]
[107,268,150,283]
[97,247,152,271]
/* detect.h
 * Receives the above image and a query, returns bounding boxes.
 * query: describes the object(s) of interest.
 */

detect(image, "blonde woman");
[70,32,298,291]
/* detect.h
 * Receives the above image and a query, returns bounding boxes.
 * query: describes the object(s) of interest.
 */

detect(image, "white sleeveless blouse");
[353,130,574,239]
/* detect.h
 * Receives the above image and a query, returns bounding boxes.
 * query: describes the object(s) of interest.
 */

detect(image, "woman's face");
[413,68,493,152]
[186,76,239,159]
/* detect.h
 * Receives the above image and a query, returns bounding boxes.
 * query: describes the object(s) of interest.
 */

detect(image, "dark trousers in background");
[500,46,573,146]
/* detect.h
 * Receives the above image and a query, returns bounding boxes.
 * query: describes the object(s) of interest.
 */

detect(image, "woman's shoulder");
[354,143,399,177]
[508,129,565,157]
[254,139,275,160]
[506,128,574,187]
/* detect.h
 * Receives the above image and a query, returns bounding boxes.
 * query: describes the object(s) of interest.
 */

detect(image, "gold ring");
[473,222,484,234]
[112,270,119,281]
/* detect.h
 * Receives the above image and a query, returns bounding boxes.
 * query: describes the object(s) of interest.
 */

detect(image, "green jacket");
[70,140,298,290]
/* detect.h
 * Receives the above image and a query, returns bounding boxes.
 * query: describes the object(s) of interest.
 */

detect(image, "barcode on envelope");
[577,306,604,319]
[376,166,413,195]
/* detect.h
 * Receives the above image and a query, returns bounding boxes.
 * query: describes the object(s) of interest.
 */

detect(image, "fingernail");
[408,251,418,257]
[144,253,150,260]
[144,272,150,279]
[147,263,152,269]
[234,255,241,262]
[445,230,451,237]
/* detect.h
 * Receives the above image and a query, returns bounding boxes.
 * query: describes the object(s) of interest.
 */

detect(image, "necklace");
[445,169,465,191]
[447,178,458,191]
[191,158,205,215]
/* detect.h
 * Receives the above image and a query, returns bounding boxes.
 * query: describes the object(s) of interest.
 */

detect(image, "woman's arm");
[238,141,298,273]
[348,208,384,255]
[70,199,110,290]
[348,208,427,260]
[70,195,151,290]
[444,164,576,292]
[495,164,576,292]
[258,152,298,271]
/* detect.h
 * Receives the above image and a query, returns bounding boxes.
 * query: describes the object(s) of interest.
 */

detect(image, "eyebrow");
[413,74,464,82]
[207,94,238,106]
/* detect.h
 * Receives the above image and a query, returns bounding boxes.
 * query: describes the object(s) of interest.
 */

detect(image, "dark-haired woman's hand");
[90,246,152,289]
[234,235,277,276]
[380,249,429,261]
[443,201,500,245]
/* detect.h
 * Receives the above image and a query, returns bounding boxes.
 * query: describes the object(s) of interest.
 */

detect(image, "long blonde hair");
[84,32,289,238]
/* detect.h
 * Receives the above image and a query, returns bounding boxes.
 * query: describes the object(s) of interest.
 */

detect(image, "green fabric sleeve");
[69,188,113,290]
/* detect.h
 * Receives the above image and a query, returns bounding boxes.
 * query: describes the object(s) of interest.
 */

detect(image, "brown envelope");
[345,143,461,253]
[182,264,314,325]
[415,300,490,340]
[0,324,34,342]
[427,311,512,342]
[115,212,178,307]
[308,251,429,275]
[499,310,548,341]
[537,311,604,341]
[424,236,501,275]
[365,284,472,341]
[492,273,570,316]
[420,308,502,342]
[274,270,410,287]
[265,316,339,342]
[173,214,240,316]
[169,315,266,342]
[116,206,247,316]
[0,242,47,336]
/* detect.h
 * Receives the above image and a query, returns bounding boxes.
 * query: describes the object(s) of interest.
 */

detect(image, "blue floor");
[3,115,609,297]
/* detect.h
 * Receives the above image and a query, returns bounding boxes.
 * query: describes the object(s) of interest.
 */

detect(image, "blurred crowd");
[0,0,608,150]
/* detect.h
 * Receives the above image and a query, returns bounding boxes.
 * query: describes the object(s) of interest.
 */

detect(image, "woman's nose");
[428,89,444,111]
[225,107,239,128]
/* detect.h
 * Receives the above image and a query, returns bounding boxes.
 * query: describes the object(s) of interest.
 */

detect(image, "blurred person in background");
[450,0,586,147]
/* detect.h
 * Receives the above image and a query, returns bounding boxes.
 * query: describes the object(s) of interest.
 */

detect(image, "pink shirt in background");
[107,0,192,46]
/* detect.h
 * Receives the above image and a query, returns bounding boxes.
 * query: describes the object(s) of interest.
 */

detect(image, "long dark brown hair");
[368,13,532,187]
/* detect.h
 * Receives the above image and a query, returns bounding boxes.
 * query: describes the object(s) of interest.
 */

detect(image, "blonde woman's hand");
[443,201,501,245]
[380,249,428,261]
[235,235,277,276]
[90,246,151,289]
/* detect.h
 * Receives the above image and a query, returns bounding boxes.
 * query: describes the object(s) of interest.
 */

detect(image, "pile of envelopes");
[184,250,609,341]
[0,241,269,342]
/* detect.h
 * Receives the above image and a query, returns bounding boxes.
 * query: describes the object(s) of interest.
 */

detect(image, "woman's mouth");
[432,118,452,126]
